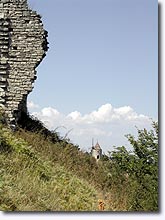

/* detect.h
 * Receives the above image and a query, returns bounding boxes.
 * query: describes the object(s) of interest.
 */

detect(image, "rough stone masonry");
[0,0,48,125]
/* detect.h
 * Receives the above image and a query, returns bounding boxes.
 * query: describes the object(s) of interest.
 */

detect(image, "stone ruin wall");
[0,0,48,125]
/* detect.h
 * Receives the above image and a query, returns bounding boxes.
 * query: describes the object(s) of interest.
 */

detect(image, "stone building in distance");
[91,139,102,161]
[0,0,48,125]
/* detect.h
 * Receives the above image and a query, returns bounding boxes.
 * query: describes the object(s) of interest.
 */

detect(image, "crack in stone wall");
[0,0,48,125]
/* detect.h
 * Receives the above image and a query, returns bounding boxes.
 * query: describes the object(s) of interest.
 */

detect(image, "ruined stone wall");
[0,0,48,125]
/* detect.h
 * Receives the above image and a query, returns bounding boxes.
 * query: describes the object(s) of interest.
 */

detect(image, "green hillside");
[0,124,99,211]
[0,112,158,211]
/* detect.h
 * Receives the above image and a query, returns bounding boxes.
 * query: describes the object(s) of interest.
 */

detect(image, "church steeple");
[91,139,102,161]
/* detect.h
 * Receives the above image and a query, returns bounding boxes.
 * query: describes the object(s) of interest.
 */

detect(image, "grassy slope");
[0,113,133,211]
[0,125,98,211]
[14,129,131,211]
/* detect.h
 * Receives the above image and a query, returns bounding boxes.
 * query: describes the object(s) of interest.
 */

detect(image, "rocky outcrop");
[0,0,48,125]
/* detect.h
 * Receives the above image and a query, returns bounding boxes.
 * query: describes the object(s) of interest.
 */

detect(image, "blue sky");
[27,0,158,152]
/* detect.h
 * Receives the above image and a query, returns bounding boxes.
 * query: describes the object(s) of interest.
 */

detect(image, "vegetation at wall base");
[0,111,158,211]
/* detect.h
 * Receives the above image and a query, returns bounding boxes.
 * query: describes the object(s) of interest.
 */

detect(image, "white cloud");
[83,104,113,123]
[67,111,82,121]
[40,107,60,118]
[29,102,153,153]
[32,107,63,130]
[27,101,39,110]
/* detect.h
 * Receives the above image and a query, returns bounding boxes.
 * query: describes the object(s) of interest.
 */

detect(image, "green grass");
[0,115,134,211]
[0,124,98,211]
[1,113,156,211]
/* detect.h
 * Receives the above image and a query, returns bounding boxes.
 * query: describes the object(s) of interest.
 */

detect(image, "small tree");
[110,121,158,211]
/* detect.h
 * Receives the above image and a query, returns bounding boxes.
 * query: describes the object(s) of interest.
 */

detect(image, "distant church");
[91,139,102,161]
